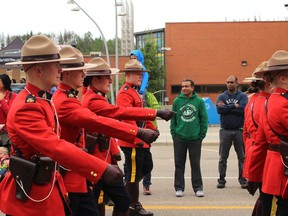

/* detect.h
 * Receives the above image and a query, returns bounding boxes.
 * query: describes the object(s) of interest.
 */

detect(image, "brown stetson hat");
[59,46,95,71]
[5,35,74,65]
[264,50,288,73]
[85,57,120,76]
[243,61,267,82]
[120,59,150,73]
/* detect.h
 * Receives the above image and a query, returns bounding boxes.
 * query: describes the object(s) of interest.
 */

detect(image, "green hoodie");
[170,92,208,141]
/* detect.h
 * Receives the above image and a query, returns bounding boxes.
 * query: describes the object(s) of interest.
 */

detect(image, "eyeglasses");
[226,81,235,84]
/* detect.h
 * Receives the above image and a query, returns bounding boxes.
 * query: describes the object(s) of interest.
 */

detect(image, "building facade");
[165,21,288,104]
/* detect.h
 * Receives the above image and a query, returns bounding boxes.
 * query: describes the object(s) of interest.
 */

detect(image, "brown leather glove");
[136,128,159,144]
[247,181,260,196]
[113,153,122,161]
[156,109,176,121]
[102,164,123,185]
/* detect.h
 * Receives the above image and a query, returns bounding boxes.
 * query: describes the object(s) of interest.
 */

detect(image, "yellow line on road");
[107,206,253,210]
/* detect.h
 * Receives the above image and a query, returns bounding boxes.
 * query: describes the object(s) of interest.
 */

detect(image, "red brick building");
[165,21,288,104]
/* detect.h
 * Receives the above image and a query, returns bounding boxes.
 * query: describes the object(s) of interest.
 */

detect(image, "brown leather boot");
[126,182,153,216]
[128,202,153,216]
[112,210,129,216]
[97,202,106,216]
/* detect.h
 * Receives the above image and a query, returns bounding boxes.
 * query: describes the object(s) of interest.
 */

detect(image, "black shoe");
[217,178,226,189]
[217,182,225,188]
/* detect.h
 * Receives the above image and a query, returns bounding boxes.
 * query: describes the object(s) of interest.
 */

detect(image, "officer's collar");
[90,86,106,97]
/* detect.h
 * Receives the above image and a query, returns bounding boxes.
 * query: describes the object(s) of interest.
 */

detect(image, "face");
[38,62,62,90]
[126,71,142,86]
[226,76,238,92]
[181,81,194,97]
[130,54,137,60]
[92,75,112,94]
[65,70,86,89]
[0,148,7,158]
[0,79,4,90]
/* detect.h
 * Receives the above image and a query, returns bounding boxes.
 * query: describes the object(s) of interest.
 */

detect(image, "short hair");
[182,79,194,87]
[0,147,8,155]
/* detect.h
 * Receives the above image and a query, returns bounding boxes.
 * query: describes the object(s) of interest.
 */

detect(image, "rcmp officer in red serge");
[116,59,166,216]
[247,50,288,215]
[53,46,160,216]
[81,57,175,216]
[0,35,157,216]
[242,62,274,215]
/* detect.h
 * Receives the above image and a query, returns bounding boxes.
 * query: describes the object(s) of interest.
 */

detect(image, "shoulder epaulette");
[25,94,36,103]
[66,89,78,98]
[123,86,130,90]
[281,92,288,100]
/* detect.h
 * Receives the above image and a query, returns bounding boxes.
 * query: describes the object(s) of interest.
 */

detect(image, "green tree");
[140,37,165,94]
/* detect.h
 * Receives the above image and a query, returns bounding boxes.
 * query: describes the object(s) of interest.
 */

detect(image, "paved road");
[1,120,258,215]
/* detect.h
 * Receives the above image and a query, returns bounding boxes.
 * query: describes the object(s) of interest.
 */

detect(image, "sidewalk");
[155,119,220,146]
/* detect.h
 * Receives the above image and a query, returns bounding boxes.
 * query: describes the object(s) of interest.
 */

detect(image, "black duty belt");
[268,144,280,152]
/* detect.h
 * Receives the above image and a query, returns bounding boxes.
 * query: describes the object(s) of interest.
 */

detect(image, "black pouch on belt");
[9,155,37,201]
[34,157,55,185]
[98,134,110,152]
[280,140,288,176]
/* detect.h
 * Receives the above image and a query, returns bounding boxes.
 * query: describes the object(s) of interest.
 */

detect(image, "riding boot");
[126,182,153,216]
[112,210,129,216]
[98,202,106,216]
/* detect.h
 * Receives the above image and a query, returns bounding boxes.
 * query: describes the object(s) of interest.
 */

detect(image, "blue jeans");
[218,129,245,182]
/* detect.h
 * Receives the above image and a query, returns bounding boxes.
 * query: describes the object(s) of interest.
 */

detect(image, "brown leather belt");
[268,144,280,152]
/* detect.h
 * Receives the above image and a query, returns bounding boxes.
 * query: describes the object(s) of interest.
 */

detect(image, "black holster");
[280,140,288,176]
[9,155,37,201]
[86,133,110,153]
[9,155,55,201]
[34,157,55,185]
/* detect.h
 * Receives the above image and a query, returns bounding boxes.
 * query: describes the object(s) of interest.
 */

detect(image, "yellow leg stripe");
[98,190,104,204]
[131,148,136,183]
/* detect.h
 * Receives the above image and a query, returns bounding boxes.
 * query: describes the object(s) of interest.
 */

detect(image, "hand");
[0,92,5,101]
[102,164,123,185]
[234,103,240,108]
[113,153,122,161]
[217,101,225,106]
[156,109,176,121]
[136,128,159,144]
[247,181,260,196]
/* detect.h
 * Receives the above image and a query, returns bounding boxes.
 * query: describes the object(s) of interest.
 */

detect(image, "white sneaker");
[175,190,183,197]
[195,190,204,197]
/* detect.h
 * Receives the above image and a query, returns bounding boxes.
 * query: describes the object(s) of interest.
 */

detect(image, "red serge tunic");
[0,83,136,216]
[242,92,270,178]
[0,90,17,131]
[116,82,156,148]
[52,83,140,191]
[81,85,157,164]
[248,88,288,197]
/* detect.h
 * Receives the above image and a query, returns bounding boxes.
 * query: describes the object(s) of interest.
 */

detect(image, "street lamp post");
[115,1,126,96]
[68,0,115,104]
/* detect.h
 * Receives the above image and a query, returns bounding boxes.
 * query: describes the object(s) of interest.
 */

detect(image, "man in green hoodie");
[170,79,208,198]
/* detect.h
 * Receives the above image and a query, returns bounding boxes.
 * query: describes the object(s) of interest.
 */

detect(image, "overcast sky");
[1,0,288,40]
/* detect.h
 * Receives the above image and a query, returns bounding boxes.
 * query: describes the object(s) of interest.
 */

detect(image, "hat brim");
[61,63,96,71]
[120,69,150,73]
[86,68,122,76]
[242,77,264,83]
[254,65,288,76]
[5,57,75,65]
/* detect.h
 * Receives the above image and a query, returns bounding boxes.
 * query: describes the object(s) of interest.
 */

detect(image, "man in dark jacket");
[216,75,248,189]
